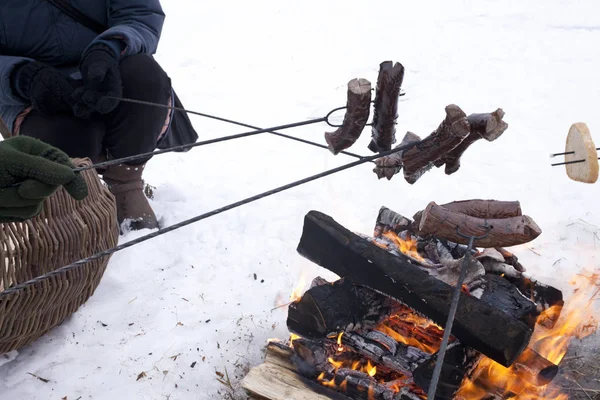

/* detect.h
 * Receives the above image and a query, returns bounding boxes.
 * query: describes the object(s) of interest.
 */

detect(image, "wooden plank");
[242,363,333,400]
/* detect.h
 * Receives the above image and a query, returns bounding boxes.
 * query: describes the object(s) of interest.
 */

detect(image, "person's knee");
[119,54,171,98]
[20,112,104,160]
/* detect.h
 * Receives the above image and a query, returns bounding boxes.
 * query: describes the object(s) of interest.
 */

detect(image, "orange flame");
[456,271,599,400]
[337,332,344,352]
[382,231,425,262]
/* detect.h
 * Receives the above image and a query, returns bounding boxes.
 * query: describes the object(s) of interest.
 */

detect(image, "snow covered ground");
[2,0,600,399]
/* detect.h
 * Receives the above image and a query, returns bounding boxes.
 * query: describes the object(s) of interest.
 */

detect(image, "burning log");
[325,78,372,155]
[373,132,421,180]
[437,199,522,219]
[510,347,559,386]
[368,61,405,153]
[412,343,482,400]
[242,341,356,400]
[473,274,539,329]
[504,274,564,328]
[413,201,542,248]
[296,210,533,367]
[434,109,508,175]
[401,104,471,184]
[287,278,400,338]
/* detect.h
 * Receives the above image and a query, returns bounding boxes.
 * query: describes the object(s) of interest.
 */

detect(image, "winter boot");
[102,163,159,231]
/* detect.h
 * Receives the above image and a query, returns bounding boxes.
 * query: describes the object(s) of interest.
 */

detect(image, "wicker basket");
[0,158,119,353]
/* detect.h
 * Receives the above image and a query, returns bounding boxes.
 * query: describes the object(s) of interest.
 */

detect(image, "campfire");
[242,200,599,400]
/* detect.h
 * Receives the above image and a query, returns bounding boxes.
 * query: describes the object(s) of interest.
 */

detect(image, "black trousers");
[19,54,171,166]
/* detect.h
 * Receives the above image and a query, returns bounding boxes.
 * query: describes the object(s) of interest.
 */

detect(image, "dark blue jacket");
[0,0,165,133]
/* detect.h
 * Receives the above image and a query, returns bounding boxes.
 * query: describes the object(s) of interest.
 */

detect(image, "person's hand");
[0,136,88,222]
[11,61,76,115]
[73,43,122,118]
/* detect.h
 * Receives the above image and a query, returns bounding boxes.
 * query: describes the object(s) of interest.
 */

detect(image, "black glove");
[73,44,122,119]
[0,136,88,222]
[11,61,76,115]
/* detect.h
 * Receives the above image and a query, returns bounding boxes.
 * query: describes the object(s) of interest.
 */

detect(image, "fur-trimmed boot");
[102,162,159,231]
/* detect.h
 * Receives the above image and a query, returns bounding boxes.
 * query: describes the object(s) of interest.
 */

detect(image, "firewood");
[368,61,405,153]
[372,132,421,180]
[474,275,539,329]
[510,347,559,386]
[494,247,526,272]
[287,278,401,339]
[435,109,508,175]
[401,104,471,184]
[325,78,372,155]
[439,199,522,219]
[296,210,533,367]
[242,341,354,400]
[503,274,564,328]
[373,206,413,237]
[414,201,542,248]
[412,343,482,399]
[564,122,599,183]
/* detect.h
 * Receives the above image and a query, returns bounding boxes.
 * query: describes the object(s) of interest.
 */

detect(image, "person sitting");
[0,0,197,231]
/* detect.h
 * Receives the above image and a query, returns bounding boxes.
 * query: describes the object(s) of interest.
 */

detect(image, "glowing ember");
[456,271,600,400]
[375,306,445,354]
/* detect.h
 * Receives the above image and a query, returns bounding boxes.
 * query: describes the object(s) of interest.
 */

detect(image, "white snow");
[2,0,600,399]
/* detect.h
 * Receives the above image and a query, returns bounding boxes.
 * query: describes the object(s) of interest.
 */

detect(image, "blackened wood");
[439,199,522,219]
[341,331,430,376]
[412,343,482,399]
[325,78,372,155]
[292,338,335,375]
[373,132,421,180]
[435,109,508,175]
[504,274,564,328]
[415,201,542,248]
[296,210,532,367]
[475,274,538,329]
[321,369,402,400]
[287,278,399,339]
[368,61,405,153]
[401,105,471,184]
[374,206,413,237]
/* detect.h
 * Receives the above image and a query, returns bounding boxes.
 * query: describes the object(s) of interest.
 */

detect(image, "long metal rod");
[1,139,419,297]
[113,96,370,162]
[550,147,600,157]
[74,117,327,172]
[427,234,477,399]
[551,157,600,167]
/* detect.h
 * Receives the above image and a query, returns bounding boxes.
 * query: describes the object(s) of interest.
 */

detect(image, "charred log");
[435,109,508,175]
[504,275,564,328]
[401,105,471,184]
[412,343,482,399]
[368,61,405,153]
[373,132,421,180]
[296,210,533,367]
[414,201,542,248]
[325,78,372,155]
[473,274,539,329]
[287,278,400,339]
